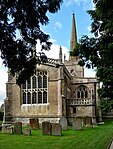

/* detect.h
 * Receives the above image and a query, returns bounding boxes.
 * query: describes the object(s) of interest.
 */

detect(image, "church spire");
[69,13,77,60]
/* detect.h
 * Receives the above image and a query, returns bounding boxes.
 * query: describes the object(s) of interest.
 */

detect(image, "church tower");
[65,13,84,77]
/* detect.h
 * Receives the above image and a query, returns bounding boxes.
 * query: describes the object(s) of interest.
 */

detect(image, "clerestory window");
[22,70,48,104]
[77,85,88,99]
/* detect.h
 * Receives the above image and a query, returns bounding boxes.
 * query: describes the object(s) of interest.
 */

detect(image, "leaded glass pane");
[81,90,84,98]
[85,91,88,98]
[77,91,80,98]
[38,92,42,103]
[27,79,31,89]
[38,76,42,88]
[32,92,36,104]
[43,91,47,103]
[22,82,26,89]
[32,76,36,88]
[23,92,26,104]
[43,75,47,88]
[27,92,31,104]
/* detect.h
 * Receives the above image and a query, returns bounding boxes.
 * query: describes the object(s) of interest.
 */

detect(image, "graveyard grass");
[0,119,113,149]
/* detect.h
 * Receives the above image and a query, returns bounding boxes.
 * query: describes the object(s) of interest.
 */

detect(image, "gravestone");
[42,121,51,135]
[84,116,92,127]
[14,122,22,135]
[29,118,39,129]
[2,124,13,134]
[59,117,67,130]
[51,123,62,136]
[73,117,83,130]
[24,128,31,136]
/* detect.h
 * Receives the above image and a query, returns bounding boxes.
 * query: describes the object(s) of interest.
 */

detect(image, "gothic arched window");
[22,70,48,104]
[77,85,88,99]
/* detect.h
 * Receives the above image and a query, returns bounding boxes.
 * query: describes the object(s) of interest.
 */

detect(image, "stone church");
[4,14,101,125]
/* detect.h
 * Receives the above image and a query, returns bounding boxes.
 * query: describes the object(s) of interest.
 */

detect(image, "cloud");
[54,21,62,31]
[55,22,62,29]
[36,39,69,60]
[84,68,96,77]
[66,0,94,10]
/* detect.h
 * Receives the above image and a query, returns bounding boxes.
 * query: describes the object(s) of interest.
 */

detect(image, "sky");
[0,0,96,106]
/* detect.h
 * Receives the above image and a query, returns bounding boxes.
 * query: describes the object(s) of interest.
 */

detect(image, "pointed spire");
[69,13,77,60]
[59,46,62,63]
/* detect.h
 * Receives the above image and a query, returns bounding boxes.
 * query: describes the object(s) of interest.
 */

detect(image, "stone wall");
[4,64,65,124]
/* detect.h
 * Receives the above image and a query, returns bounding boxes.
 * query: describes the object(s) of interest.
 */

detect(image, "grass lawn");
[0,119,113,149]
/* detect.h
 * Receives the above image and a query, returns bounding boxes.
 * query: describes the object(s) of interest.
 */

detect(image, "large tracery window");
[22,70,48,104]
[77,85,88,99]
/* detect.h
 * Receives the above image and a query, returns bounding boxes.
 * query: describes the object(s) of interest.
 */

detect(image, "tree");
[0,0,63,85]
[72,0,113,106]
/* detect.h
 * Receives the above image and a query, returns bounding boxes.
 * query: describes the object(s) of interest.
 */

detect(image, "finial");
[59,46,62,63]
[64,54,66,61]
[60,46,62,54]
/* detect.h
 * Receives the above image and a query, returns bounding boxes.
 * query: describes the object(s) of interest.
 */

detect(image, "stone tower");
[65,13,84,77]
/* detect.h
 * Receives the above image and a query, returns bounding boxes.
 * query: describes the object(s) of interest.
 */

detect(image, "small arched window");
[77,85,88,99]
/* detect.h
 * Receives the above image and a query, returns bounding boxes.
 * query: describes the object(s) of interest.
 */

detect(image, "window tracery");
[22,70,48,104]
[76,85,88,99]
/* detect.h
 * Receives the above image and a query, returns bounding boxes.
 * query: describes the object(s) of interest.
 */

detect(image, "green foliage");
[100,98,113,113]
[0,0,63,85]
[75,0,113,100]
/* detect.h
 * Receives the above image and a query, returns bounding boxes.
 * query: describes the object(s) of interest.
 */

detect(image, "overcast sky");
[0,0,96,106]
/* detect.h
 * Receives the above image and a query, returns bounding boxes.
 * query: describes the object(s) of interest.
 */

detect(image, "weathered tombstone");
[84,116,92,127]
[42,121,51,135]
[29,118,39,129]
[24,128,31,136]
[2,124,13,134]
[59,117,67,130]
[14,122,22,135]
[73,117,83,130]
[51,123,62,136]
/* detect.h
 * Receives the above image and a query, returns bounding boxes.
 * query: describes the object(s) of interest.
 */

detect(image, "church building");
[4,14,101,125]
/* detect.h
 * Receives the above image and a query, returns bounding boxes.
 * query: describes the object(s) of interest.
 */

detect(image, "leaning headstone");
[14,122,22,135]
[42,121,51,135]
[51,123,62,136]
[29,118,39,129]
[24,128,31,136]
[84,116,92,127]
[73,117,83,130]
[59,117,67,130]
